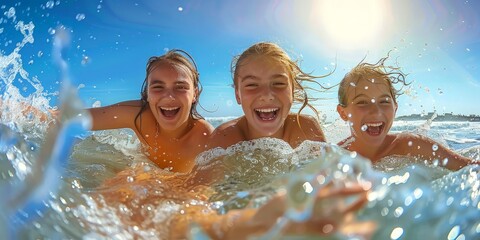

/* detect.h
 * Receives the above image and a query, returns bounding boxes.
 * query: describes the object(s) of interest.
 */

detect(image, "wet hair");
[338,54,409,107]
[135,49,203,132]
[231,42,330,120]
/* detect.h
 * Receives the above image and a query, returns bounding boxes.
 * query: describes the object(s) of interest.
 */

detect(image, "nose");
[259,86,274,101]
[368,101,381,113]
[164,90,175,100]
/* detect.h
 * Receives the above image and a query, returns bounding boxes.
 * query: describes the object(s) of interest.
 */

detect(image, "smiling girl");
[336,56,474,170]
[207,42,326,149]
[89,50,213,172]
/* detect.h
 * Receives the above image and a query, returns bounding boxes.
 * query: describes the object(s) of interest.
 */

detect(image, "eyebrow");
[352,94,392,101]
[240,73,288,82]
[149,79,190,85]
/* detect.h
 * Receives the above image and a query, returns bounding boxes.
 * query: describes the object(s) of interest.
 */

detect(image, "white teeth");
[160,107,179,111]
[366,122,382,127]
[255,108,278,113]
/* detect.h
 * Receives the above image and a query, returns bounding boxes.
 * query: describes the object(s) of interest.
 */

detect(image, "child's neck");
[158,118,194,140]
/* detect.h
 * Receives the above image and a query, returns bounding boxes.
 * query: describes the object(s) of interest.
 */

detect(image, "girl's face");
[147,63,197,132]
[235,56,293,139]
[337,76,397,147]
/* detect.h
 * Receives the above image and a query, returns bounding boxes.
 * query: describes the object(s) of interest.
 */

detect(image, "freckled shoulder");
[382,132,417,156]
[191,118,215,136]
[206,117,245,149]
[286,114,326,146]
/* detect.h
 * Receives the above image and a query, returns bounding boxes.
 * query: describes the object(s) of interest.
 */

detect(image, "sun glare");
[316,0,388,50]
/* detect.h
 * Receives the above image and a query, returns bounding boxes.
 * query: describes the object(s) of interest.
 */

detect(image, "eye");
[244,83,258,89]
[151,85,163,90]
[273,82,287,88]
[380,97,392,104]
[176,85,189,90]
[356,100,369,105]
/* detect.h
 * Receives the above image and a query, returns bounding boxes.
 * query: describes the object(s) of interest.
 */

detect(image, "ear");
[235,87,241,104]
[337,105,349,121]
[193,87,199,103]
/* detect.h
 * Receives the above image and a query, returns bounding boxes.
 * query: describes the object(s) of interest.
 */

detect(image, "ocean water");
[2,6,480,240]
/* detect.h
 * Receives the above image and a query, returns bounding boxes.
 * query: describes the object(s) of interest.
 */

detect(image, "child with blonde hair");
[336,56,475,170]
[208,42,327,149]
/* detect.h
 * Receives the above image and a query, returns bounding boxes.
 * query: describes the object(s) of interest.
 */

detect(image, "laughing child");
[336,56,475,170]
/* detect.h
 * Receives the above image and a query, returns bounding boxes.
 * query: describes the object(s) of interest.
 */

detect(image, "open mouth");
[362,122,384,136]
[160,106,180,118]
[254,108,279,121]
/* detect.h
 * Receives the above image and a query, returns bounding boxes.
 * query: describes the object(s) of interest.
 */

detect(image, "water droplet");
[466,48,470,52]
[350,82,356,87]
[361,124,368,131]
[446,196,454,206]
[447,225,460,240]
[347,113,352,118]
[350,151,357,158]
[432,144,438,151]
[178,6,183,11]
[46,1,55,9]
[390,227,404,239]
[322,224,334,234]
[371,98,376,103]
[394,207,403,217]
[126,176,134,182]
[38,51,44,57]
[364,86,369,90]
[81,55,89,65]
[6,7,16,18]
[302,182,313,193]
[413,188,423,199]
[371,78,375,83]
[76,13,85,21]
[381,207,389,216]
[443,158,449,166]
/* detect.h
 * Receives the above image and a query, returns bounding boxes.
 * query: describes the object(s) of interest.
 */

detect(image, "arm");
[171,183,371,239]
[398,133,475,170]
[87,100,143,131]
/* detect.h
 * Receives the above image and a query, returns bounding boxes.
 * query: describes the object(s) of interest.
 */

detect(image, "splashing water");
[1,4,479,240]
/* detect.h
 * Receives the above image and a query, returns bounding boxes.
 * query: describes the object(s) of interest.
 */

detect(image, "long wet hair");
[134,49,203,133]
[338,53,409,107]
[231,42,331,121]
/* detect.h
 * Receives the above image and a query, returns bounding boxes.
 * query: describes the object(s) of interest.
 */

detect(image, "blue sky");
[2,0,480,121]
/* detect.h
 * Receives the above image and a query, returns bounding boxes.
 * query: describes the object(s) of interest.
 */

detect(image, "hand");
[226,182,374,239]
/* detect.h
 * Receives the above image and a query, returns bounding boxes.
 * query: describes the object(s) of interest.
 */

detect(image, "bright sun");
[316,0,388,50]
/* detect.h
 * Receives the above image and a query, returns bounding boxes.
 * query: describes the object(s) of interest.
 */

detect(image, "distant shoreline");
[396,113,480,122]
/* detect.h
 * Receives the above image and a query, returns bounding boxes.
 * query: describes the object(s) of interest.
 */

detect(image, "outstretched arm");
[398,133,476,170]
[87,100,143,131]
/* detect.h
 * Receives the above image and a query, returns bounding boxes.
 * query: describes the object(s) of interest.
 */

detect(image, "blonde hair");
[231,42,330,119]
[338,54,408,107]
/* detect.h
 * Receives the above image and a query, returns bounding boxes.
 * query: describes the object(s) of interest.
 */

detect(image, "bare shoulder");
[191,118,215,135]
[206,117,245,149]
[387,132,437,155]
[286,114,326,143]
